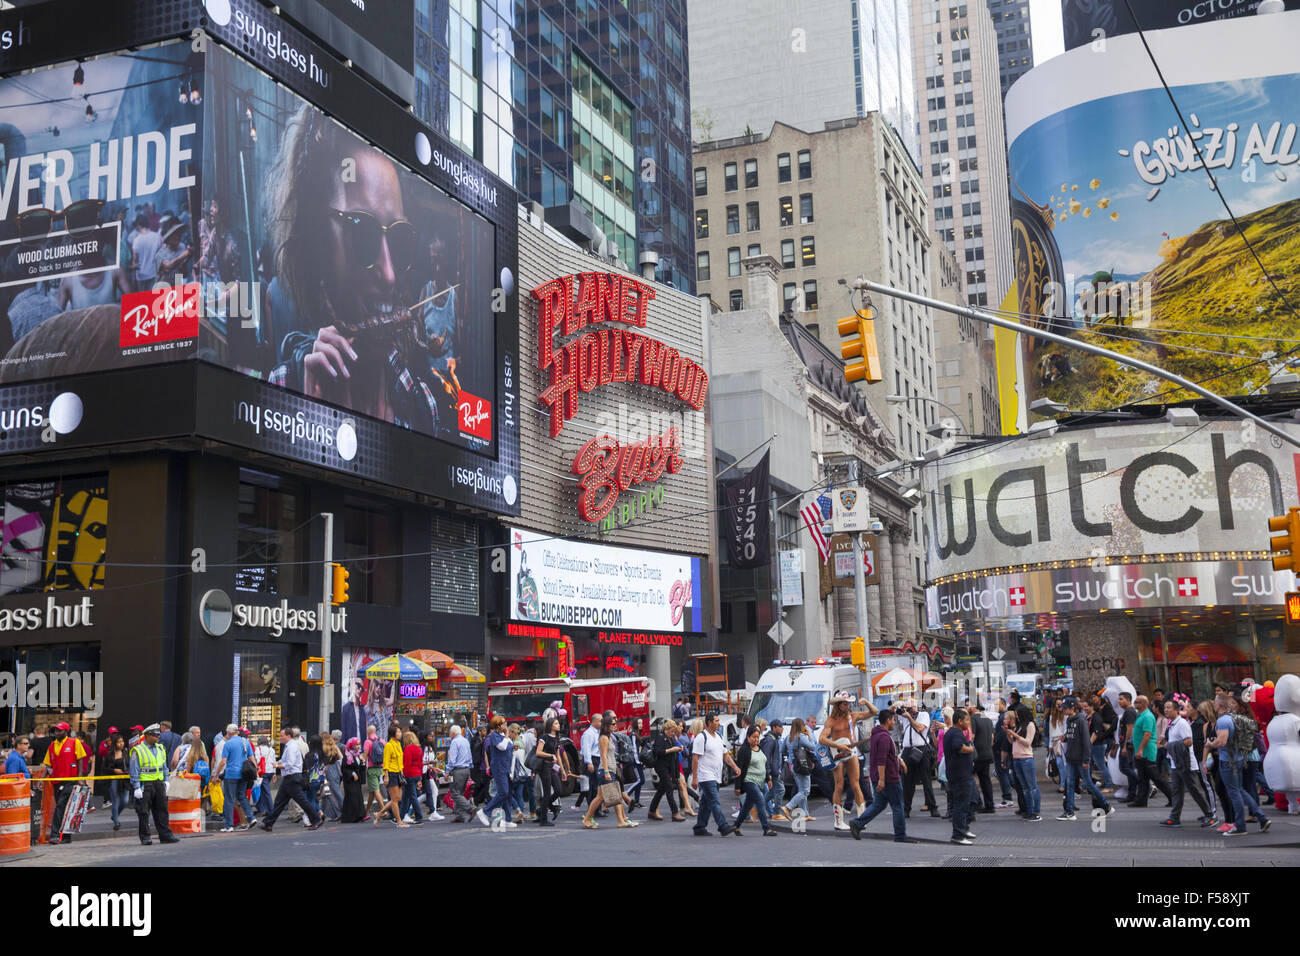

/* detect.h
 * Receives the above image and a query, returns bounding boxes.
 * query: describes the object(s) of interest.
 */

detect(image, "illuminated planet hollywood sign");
[531,272,710,524]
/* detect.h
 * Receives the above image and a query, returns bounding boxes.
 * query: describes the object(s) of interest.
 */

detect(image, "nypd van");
[747,659,871,734]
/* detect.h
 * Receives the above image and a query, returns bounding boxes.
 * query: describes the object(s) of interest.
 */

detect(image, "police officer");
[130,723,179,846]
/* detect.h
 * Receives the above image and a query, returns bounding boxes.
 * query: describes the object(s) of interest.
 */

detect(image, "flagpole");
[716,433,778,481]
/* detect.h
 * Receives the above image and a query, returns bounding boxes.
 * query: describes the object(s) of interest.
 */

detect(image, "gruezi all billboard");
[0,38,513,462]
[1004,12,1300,411]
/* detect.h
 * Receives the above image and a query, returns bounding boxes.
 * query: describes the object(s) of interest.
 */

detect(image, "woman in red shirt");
[400,731,424,825]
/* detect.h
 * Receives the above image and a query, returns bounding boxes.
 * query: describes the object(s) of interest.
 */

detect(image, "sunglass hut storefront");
[488,209,716,714]
[0,4,523,738]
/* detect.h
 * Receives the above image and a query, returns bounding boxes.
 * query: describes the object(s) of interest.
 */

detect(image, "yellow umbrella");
[436,661,487,684]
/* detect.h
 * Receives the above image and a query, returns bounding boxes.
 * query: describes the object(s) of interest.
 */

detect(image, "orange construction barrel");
[0,774,31,856]
[167,773,204,835]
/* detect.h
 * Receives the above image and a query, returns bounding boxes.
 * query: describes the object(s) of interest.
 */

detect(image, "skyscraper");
[911,0,1014,309]
[687,0,921,165]
[984,0,1034,97]
[411,0,697,290]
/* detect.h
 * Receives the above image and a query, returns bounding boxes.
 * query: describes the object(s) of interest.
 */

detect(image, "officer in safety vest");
[130,723,179,846]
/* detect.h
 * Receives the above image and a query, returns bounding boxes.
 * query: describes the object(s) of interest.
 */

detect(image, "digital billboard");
[1060,0,1300,51]
[508,527,704,634]
[1004,13,1300,411]
[0,24,520,512]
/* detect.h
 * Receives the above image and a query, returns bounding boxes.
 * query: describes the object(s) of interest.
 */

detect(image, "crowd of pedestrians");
[1,676,1291,850]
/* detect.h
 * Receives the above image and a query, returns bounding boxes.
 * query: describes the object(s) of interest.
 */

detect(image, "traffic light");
[836,307,883,383]
[850,637,866,669]
[331,562,350,605]
[1285,592,1300,625]
[1267,507,1300,571]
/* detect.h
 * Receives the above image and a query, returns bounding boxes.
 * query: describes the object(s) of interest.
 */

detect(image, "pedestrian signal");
[1286,592,1300,625]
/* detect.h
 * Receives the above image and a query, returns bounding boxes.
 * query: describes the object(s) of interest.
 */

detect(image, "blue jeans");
[736,781,771,832]
[510,780,528,816]
[995,762,1014,802]
[256,777,274,816]
[222,778,254,828]
[482,774,512,820]
[693,780,729,833]
[400,778,423,821]
[766,774,786,815]
[108,780,130,826]
[302,780,322,817]
[786,772,811,813]
[1090,744,1114,786]
[1062,761,1109,814]
[852,780,906,839]
[1220,758,1264,832]
[1013,757,1040,815]
[1118,750,1139,795]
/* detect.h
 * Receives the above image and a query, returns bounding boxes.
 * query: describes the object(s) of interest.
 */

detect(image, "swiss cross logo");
[1177,577,1199,597]
[1009,586,1026,606]
[457,389,492,440]
[119,284,200,348]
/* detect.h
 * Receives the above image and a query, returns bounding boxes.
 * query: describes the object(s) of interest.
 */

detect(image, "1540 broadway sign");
[530,272,709,523]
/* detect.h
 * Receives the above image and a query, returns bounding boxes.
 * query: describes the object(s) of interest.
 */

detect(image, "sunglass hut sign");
[530,272,709,523]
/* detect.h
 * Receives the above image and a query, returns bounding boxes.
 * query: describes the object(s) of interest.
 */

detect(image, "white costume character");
[1263,674,1300,814]
[1102,676,1136,799]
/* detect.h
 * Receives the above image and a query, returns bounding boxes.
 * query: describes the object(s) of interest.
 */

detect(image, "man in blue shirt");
[1207,696,1269,836]
[213,724,256,832]
[445,725,475,823]
[4,736,31,777]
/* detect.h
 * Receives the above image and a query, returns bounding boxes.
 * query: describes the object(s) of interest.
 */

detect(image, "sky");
[1029,0,1066,65]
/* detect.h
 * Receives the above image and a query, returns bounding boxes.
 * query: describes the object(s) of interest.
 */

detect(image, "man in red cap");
[43,722,87,844]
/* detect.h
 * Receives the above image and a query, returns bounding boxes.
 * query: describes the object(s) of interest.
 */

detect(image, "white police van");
[747,659,871,737]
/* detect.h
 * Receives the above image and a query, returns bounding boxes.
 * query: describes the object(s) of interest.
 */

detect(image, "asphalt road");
[8,795,1300,868]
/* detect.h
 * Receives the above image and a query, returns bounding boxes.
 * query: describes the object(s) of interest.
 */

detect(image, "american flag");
[800,497,830,562]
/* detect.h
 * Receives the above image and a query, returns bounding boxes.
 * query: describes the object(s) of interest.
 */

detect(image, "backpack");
[1229,714,1258,761]
[366,739,384,768]
[791,740,816,776]
[615,732,635,765]
[639,735,658,767]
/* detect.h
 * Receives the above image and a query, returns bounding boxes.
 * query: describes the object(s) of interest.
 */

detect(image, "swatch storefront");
[924,417,1300,698]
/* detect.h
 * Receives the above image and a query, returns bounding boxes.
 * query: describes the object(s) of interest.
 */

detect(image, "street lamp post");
[886,393,969,436]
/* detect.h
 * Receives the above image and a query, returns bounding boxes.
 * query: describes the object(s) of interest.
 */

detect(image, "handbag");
[599,773,623,806]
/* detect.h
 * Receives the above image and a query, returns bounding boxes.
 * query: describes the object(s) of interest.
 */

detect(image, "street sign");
[779,550,804,606]
[991,646,1006,661]
[832,486,869,533]
[829,533,879,586]
[767,619,795,645]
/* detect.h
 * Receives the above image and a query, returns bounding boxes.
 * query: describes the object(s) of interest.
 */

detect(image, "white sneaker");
[504,820,518,828]
[402,814,415,824]
[219,826,234,833]
[429,812,445,821]
[475,809,491,827]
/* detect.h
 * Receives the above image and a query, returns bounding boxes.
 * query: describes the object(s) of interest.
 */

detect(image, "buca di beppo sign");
[531,272,710,523]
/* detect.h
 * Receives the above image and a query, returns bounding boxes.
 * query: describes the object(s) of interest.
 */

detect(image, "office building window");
[724,162,738,191]
[801,235,816,266]
[747,243,761,257]
[746,201,760,231]
[797,149,812,179]
[783,282,798,307]
[695,167,708,196]
[729,289,744,311]
[777,152,791,182]
[803,280,818,310]
[697,251,710,281]
[728,247,741,277]
[799,194,814,224]
[236,469,307,596]
[779,196,793,227]
[726,205,739,234]
[696,209,709,239]
[744,158,758,188]
[781,239,795,269]
[342,500,401,606]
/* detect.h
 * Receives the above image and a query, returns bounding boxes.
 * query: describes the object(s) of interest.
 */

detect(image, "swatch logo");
[119,284,200,349]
